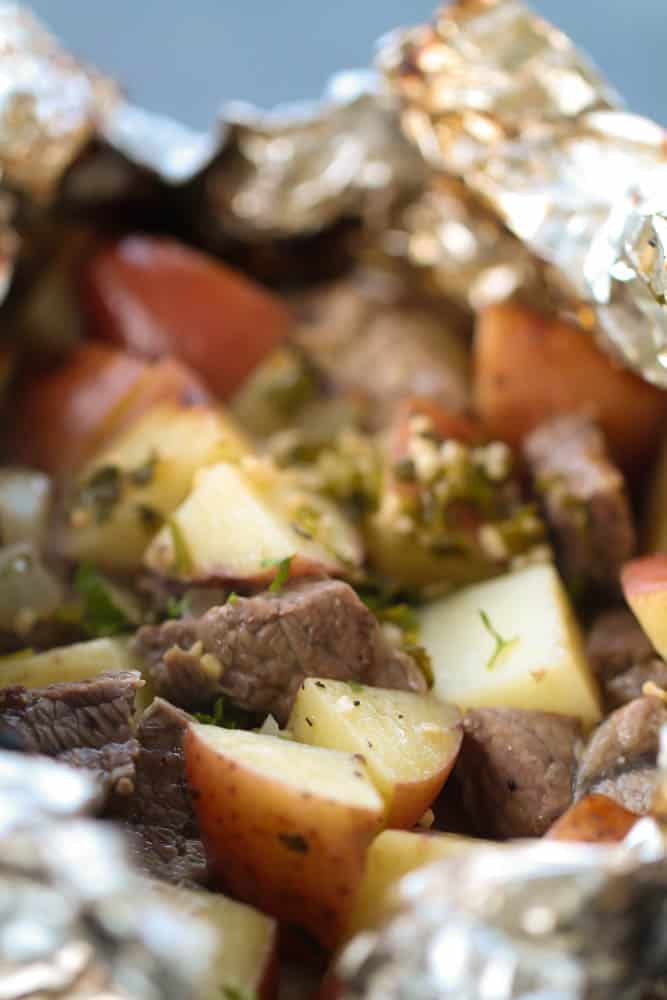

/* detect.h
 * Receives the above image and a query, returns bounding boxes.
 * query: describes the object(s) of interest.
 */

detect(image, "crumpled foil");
[0,3,117,202]
[0,750,214,1000]
[376,0,667,380]
[337,824,667,1000]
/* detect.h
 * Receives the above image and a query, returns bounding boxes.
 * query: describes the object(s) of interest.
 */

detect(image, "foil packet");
[376,0,667,381]
[337,822,667,1000]
[0,750,214,1000]
[337,728,667,999]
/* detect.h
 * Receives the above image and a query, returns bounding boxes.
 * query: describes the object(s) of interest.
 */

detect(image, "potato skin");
[82,235,291,399]
[475,302,667,470]
[184,726,384,949]
[546,793,638,842]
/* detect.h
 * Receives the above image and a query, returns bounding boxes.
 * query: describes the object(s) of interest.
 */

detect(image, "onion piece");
[0,469,51,549]
[0,542,63,633]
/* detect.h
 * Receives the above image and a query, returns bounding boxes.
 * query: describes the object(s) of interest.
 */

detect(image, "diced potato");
[418,563,602,725]
[82,235,291,399]
[621,554,667,660]
[60,402,250,572]
[345,829,482,940]
[184,723,385,947]
[289,680,462,829]
[144,458,362,585]
[0,637,150,710]
[154,884,278,1000]
[475,302,667,470]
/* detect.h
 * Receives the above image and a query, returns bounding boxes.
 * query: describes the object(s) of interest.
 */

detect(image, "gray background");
[29,2,666,127]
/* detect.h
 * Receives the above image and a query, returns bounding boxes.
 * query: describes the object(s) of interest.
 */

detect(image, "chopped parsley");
[262,555,294,593]
[278,832,309,854]
[165,593,192,620]
[194,697,228,726]
[221,986,255,1000]
[74,564,132,637]
[347,679,364,693]
[226,591,239,605]
[193,696,257,731]
[167,517,193,575]
[128,451,159,487]
[479,609,518,670]
[75,465,123,524]
[136,504,163,532]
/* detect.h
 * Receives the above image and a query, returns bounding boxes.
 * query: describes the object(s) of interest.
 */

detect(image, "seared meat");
[134,579,426,725]
[452,707,581,838]
[292,280,470,427]
[575,695,667,814]
[524,415,635,590]
[0,671,141,797]
[586,608,667,709]
[118,698,208,887]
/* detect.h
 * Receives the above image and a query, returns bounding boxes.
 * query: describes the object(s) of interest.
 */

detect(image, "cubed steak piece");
[133,579,426,725]
[0,671,141,798]
[292,279,470,427]
[523,415,635,591]
[575,695,667,814]
[117,697,208,887]
[587,608,667,709]
[452,707,581,838]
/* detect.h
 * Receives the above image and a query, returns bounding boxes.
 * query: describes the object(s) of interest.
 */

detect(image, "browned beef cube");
[133,579,425,725]
[452,707,581,838]
[524,415,635,591]
[0,671,141,798]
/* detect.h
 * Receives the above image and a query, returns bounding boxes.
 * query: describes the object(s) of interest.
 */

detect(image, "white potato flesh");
[154,884,277,1000]
[60,402,249,571]
[184,723,384,946]
[144,458,361,582]
[346,829,482,939]
[0,637,151,710]
[191,725,382,811]
[419,563,602,725]
[0,637,136,688]
[289,680,461,828]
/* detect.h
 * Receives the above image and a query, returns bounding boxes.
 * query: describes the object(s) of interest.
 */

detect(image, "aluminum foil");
[0,750,215,1000]
[337,827,667,1000]
[377,0,667,381]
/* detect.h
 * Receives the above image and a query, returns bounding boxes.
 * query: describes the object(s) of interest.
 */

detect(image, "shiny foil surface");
[0,751,214,1000]
[337,827,667,1000]
[377,0,667,380]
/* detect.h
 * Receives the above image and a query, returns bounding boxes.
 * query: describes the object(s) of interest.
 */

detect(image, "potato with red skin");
[475,302,667,470]
[82,235,292,399]
[10,344,209,476]
[546,793,638,843]
[288,681,462,830]
[622,554,667,661]
[184,723,385,949]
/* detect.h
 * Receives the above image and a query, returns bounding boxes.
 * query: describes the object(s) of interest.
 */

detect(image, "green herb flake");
[194,697,228,727]
[479,609,518,670]
[128,451,159,487]
[77,465,123,524]
[262,555,294,593]
[136,504,163,532]
[227,592,239,605]
[74,564,131,638]
[278,832,309,854]
[165,593,192,620]
[347,680,364,693]
[167,517,193,575]
[221,985,255,1000]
